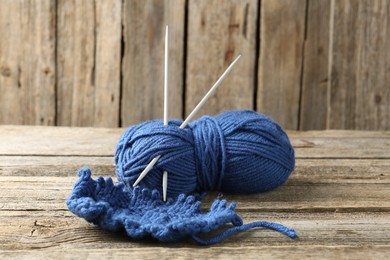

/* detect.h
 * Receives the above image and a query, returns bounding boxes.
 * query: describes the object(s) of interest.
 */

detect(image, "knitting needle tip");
[133,155,161,187]
[162,171,168,202]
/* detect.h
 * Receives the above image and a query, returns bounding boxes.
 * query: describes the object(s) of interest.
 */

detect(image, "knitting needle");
[162,25,169,202]
[133,54,242,187]
[179,55,241,128]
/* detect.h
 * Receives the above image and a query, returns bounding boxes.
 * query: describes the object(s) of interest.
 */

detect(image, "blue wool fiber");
[67,168,297,245]
[115,110,295,197]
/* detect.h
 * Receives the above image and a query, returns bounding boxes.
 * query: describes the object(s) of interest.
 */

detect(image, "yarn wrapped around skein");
[115,110,295,198]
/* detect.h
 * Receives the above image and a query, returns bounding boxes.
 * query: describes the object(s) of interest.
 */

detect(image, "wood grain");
[1,246,389,259]
[185,0,258,118]
[1,126,389,158]
[1,176,390,212]
[258,0,307,130]
[0,0,56,125]
[0,156,115,177]
[1,211,390,249]
[1,156,389,184]
[299,0,331,130]
[1,174,390,250]
[1,1,390,131]
[121,0,185,126]
[0,126,120,156]
[329,0,390,130]
[0,126,389,258]
[56,0,122,127]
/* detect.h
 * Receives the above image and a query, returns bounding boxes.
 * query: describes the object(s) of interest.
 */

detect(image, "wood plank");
[291,136,390,159]
[294,159,390,184]
[0,126,121,156]
[56,0,122,127]
[0,128,387,256]
[0,245,390,260]
[299,0,331,130]
[0,0,56,125]
[1,156,389,184]
[0,211,390,249]
[0,156,114,177]
[185,0,258,118]
[1,246,390,259]
[121,0,185,126]
[329,0,390,130]
[0,126,389,158]
[287,130,390,138]
[288,130,390,158]
[258,0,307,130]
[1,176,389,212]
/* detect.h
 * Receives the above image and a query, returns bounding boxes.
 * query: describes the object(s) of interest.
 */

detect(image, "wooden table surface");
[0,126,389,259]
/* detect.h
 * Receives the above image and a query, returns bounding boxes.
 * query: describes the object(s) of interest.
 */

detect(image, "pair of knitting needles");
[133,25,241,201]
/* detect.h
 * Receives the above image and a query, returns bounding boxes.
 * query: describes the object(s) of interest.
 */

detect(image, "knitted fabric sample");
[67,168,297,245]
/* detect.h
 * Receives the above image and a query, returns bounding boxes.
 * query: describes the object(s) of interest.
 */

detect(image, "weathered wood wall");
[0,0,389,130]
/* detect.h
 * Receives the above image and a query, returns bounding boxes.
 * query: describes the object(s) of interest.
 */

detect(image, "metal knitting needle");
[162,25,169,202]
[133,54,242,188]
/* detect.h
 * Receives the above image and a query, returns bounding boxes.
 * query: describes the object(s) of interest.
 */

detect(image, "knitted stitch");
[115,110,295,197]
[67,168,297,245]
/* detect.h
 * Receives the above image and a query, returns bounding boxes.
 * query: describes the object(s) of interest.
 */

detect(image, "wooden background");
[0,0,389,130]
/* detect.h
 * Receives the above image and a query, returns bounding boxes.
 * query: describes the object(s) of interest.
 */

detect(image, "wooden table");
[0,126,389,259]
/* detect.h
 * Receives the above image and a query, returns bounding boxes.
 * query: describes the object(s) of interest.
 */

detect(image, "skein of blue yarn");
[115,110,295,198]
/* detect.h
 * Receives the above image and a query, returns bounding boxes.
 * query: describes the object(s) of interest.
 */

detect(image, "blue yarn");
[67,110,298,244]
[192,221,298,245]
[115,110,295,197]
[67,168,297,245]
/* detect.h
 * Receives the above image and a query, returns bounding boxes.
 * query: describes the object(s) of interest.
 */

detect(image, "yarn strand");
[191,221,298,245]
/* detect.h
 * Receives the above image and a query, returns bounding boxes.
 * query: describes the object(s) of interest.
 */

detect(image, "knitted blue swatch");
[67,168,297,245]
[115,110,295,197]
